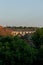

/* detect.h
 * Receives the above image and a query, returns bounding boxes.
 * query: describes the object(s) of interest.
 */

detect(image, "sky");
[0,0,43,27]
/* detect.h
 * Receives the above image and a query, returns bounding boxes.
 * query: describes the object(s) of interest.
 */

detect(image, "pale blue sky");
[0,0,43,27]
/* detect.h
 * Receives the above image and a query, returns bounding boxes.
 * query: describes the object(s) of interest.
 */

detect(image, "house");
[0,26,35,36]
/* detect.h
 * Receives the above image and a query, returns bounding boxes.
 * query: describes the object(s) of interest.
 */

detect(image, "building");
[0,26,35,36]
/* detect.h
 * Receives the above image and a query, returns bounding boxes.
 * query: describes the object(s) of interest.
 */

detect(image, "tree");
[0,36,37,65]
[32,47,43,65]
[32,28,43,49]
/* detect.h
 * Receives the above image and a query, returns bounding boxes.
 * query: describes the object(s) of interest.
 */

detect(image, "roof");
[0,26,13,36]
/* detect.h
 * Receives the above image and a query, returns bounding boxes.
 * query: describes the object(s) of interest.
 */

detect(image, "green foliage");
[32,47,43,65]
[0,36,37,65]
[32,28,43,49]
[37,47,43,64]
[0,35,43,65]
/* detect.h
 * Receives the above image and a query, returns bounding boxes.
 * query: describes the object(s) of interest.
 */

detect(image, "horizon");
[0,24,43,27]
[0,0,43,27]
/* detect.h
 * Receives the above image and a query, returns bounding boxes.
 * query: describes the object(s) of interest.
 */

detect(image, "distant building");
[0,26,35,36]
[11,30,35,36]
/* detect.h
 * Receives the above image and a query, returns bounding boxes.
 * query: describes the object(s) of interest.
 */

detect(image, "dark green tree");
[32,28,43,49]
[0,36,37,65]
